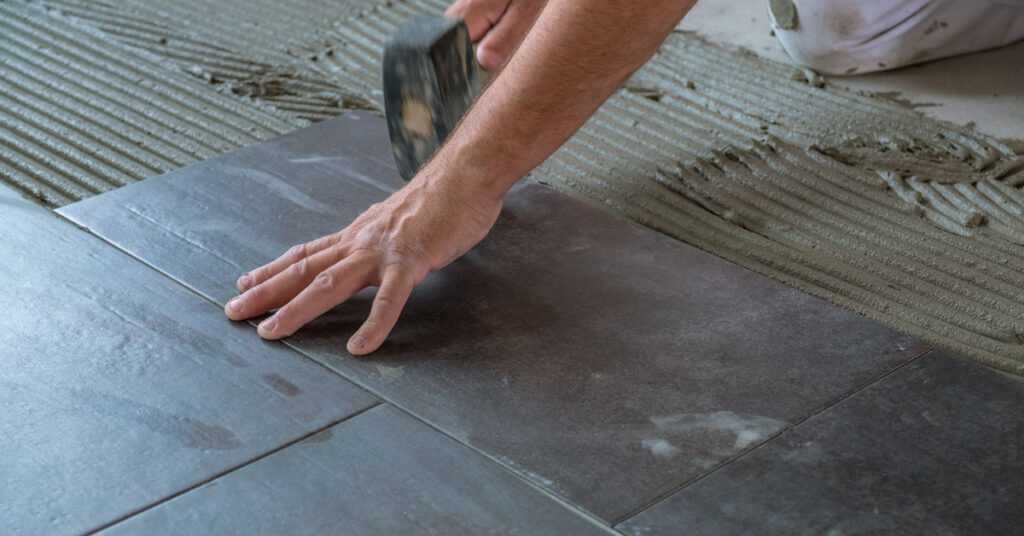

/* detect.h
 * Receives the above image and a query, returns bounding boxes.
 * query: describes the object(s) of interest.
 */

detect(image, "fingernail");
[238,274,252,290]
[228,298,243,313]
[349,336,365,351]
[259,317,277,335]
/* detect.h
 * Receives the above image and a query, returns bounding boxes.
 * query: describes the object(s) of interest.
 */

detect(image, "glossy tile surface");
[0,185,377,535]
[60,112,928,520]
[101,405,612,536]
[619,351,1024,535]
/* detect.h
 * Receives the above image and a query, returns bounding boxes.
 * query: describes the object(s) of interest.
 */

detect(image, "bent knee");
[768,0,905,74]
[769,0,1024,75]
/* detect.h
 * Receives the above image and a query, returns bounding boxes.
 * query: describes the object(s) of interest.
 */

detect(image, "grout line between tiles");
[275,339,625,535]
[53,210,342,370]
[58,204,937,533]
[611,345,937,527]
[54,210,343,366]
[56,212,622,534]
[83,402,383,535]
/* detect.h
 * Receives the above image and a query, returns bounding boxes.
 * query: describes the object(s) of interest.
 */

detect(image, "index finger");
[238,233,341,292]
[257,252,374,340]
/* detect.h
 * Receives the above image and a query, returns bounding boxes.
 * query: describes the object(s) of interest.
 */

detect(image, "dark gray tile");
[62,112,401,305]
[60,112,928,521]
[0,184,377,535]
[100,405,613,536]
[618,351,1024,536]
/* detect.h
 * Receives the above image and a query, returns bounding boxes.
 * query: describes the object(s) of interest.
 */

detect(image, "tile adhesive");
[2,0,1022,374]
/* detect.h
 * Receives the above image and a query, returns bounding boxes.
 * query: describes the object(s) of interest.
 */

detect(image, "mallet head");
[382,16,481,181]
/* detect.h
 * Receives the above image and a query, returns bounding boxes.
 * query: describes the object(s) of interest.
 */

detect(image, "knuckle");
[246,283,266,301]
[387,243,419,263]
[288,243,307,262]
[249,267,269,285]
[353,226,379,248]
[288,258,310,278]
[383,261,425,287]
[375,294,401,308]
[314,270,336,292]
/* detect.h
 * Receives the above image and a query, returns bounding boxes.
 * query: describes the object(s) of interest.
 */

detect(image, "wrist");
[414,135,522,203]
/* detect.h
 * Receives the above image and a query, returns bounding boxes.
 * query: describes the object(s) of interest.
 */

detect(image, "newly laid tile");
[60,112,928,521]
[618,350,1024,535]
[0,184,377,535]
[101,405,612,535]
[62,112,400,305]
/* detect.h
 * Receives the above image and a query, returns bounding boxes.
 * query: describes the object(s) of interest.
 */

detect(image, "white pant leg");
[768,0,1024,75]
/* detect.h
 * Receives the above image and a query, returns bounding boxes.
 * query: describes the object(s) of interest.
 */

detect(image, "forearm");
[229,1,698,351]
[418,0,697,198]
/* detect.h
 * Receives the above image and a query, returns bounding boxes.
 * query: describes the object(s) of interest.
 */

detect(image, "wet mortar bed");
[2,0,1024,532]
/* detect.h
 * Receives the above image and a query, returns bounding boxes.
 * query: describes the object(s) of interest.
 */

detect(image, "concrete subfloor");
[3,0,1024,534]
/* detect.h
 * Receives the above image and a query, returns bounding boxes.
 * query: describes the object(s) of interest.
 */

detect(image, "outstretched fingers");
[236,234,339,293]
[347,264,417,355]
[257,253,375,340]
[225,245,348,321]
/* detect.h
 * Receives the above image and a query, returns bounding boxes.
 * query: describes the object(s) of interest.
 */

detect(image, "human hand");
[446,0,548,70]
[224,171,503,355]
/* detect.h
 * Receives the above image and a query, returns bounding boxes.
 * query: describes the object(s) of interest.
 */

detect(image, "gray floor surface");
[59,113,927,522]
[0,183,376,534]
[3,0,1022,531]
[619,350,1024,535]
[0,112,1010,533]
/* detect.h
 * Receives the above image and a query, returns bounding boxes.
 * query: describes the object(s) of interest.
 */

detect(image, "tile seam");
[53,210,618,530]
[611,346,937,527]
[274,338,624,533]
[82,402,384,536]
